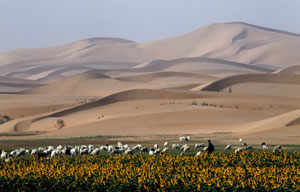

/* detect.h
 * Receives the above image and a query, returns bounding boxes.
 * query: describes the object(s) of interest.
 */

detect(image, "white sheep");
[57,145,63,150]
[31,149,38,156]
[179,136,190,142]
[182,146,190,153]
[172,144,180,149]
[164,142,169,147]
[225,144,232,151]
[91,148,101,155]
[1,150,8,159]
[235,148,244,154]
[194,143,205,149]
[117,142,123,148]
[273,145,282,153]
[161,147,168,154]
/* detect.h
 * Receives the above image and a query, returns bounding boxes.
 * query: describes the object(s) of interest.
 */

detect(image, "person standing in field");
[207,140,215,153]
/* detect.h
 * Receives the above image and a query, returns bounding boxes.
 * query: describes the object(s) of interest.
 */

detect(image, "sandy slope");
[275,65,300,74]
[2,89,299,139]
[2,22,300,80]
[195,74,300,91]
[1,22,300,143]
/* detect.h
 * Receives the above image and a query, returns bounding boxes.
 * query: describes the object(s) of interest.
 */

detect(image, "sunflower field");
[0,151,299,191]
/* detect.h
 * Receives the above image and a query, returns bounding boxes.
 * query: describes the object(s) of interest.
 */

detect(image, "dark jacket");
[207,142,215,153]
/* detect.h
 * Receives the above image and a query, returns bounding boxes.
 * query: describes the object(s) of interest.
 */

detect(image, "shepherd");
[207,140,215,153]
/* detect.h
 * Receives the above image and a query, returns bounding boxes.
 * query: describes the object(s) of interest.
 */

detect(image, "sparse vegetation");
[0,115,11,125]
[56,119,65,129]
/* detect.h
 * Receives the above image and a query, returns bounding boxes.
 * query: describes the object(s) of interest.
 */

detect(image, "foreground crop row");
[0,152,300,191]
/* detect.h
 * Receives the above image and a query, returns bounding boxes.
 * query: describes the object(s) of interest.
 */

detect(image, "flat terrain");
[0,22,300,148]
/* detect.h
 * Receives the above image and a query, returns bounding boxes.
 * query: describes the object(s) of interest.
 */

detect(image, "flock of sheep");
[0,136,283,162]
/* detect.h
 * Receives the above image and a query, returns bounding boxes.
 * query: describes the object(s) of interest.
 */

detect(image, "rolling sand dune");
[196,74,300,91]
[275,65,300,74]
[1,22,300,143]
[238,109,300,137]
[129,57,273,77]
[2,22,300,80]
[5,89,299,136]
[23,71,112,95]
[0,76,45,92]
[116,72,218,82]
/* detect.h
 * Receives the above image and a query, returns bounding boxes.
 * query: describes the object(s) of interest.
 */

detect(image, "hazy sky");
[0,0,300,53]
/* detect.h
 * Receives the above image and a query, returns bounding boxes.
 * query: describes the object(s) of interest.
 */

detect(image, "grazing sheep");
[80,148,89,155]
[91,148,101,155]
[133,144,142,150]
[117,142,123,148]
[235,148,244,154]
[37,152,48,159]
[123,144,130,150]
[262,145,269,151]
[180,144,189,150]
[25,149,31,154]
[1,150,8,159]
[182,146,190,153]
[38,147,45,151]
[110,149,123,155]
[194,143,205,149]
[242,142,247,146]
[273,145,282,153]
[154,148,162,154]
[246,145,253,150]
[164,142,169,147]
[88,145,94,151]
[70,148,78,156]
[107,145,114,153]
[260,142,266,146]
[203,146,208,151]
[260,142,269,150]
[31,149,38,156]
[225,144,232,151]
[149,148,155,156]
[172,144,180,149]
[100,146,108,151]
[161,147,168,154]
[196,151,202,156]
[125,148,134,155]
[57,145,63,150]
[239,138,243,143]
[140,147,148,154]
[179,136,190,142]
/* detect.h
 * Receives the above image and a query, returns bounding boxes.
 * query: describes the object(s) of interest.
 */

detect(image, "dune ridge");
[2,22,300,80]
[197,74,300,91]
[275,65,300,74]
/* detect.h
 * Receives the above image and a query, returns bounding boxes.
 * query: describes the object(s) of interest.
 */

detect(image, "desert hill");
[0,22,300,144]
[1,22,300,81]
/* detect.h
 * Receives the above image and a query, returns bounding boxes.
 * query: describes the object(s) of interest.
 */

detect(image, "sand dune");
[130,57,273,76]
[2,22,300,80]
[0,76,45,92]
[116,71,218,82]
[196,74,300,91]
[238,109,300,136]
[275,65,300,74]
[1,22,300,142]
[23,71,113,95]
